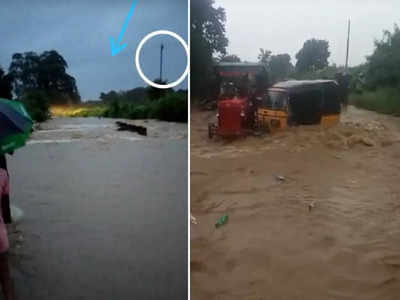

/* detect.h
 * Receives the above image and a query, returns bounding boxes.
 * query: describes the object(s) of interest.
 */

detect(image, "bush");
[108,100,121,118]
[21,90,51,122]
[135,105,152,119]
[350,87,400,115]
[101,91,188,122]
[153,93,188,122]
[365,24,400,89]
[146,79,172,100]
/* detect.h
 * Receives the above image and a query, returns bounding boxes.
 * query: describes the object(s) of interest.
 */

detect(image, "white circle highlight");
[135,30,189,89]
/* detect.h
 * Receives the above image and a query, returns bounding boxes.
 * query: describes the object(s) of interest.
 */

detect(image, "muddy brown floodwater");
[7,117,187,300]
[191,106,400,300]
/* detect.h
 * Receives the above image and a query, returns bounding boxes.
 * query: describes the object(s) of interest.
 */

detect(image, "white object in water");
[10,205,24,223]
[191,214,198,225]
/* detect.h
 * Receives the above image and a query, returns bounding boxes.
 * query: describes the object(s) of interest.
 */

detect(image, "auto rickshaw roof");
[271,80,339,93]
[266,80,341,115]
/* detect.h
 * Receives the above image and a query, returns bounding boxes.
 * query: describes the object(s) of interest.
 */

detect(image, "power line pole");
[160,43,164,81]
[345,19,351,73]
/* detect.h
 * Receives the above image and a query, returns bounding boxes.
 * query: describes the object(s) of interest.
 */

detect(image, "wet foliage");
[350,24,400,115]
[191,0,228,99]
[8,51,80,103]
[54,91,188,123]
[103,91,188,123]
[21,90,51,123]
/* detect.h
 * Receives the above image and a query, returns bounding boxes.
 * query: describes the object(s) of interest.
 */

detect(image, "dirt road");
[191,106,400,300]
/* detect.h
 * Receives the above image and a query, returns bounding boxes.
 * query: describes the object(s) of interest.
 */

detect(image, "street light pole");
[160,43,164,81]
[345,19,351,73]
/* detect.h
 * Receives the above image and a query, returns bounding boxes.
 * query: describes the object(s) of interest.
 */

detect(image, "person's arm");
[0,156,6,171]
[1,195,12,224]
[1,175,12,224]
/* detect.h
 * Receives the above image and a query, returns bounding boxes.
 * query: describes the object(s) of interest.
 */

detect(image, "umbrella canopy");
[0,98,33,155]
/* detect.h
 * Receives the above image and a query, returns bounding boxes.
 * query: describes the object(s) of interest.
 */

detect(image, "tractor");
[208,62,268,138]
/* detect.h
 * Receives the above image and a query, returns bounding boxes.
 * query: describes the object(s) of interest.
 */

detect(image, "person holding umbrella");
[0,97,32,300]
[1,97,31,225]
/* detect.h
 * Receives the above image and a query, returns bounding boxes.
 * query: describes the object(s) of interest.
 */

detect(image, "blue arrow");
[110,0,138,56]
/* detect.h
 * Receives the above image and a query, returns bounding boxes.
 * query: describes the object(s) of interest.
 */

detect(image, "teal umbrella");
[0,98,33,155]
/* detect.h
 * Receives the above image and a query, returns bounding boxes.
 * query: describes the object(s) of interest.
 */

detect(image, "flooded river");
[7,117,187,299]
[191,107,400,300]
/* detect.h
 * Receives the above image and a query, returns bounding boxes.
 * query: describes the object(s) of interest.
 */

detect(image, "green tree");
[255,68,269,94]
[8,50,80,103]
[21,90,51,122]
[100,90,120,102]
[8,52,40,97]
[0,66,13,99]
[257,48,272,66]
[191,0,228,98]
[269,54,293,83]
[348,63,367,93]
[123,87,147,102]
[146,78,172,100]
[365,24,400,89]
[219,54,241,63]
[100,87,148,103]
[295,39,330,73]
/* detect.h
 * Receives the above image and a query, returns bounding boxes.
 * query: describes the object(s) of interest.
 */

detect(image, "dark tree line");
[0,50,80,122]
[295,39,330,73]
[0,67,12,99]
[191,0,228,98]
[8,50,80,103]
[219,54,241,63]
[190,1,334,99]
[365,24,400,89]
[219,38,330,86]
[257,49,294,83]
[100,88,147,103]
[99,81,178,103]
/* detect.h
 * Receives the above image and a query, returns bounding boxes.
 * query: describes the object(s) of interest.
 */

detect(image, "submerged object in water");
[11,205,24,223]
[115,121,147,136]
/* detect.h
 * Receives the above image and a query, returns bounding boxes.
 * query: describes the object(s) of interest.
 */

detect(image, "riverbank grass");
[50,93,188,123]
[51,104,107,118]
[350,87,400,116]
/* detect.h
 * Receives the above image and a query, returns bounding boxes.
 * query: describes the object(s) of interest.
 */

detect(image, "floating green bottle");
[215,214,229,228]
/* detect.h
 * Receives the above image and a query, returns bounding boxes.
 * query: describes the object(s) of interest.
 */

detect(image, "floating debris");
[215,215,229,228]
[308,201,316,212]
[116,121,147,136]
[191,214,198,225]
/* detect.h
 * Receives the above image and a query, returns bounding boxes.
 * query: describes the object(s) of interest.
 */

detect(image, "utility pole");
[160,43,164,81]
[345,19,351,73]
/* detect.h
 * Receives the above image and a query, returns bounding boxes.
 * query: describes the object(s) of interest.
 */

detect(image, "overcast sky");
[214,0,399,67]
[0,0,188,100]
